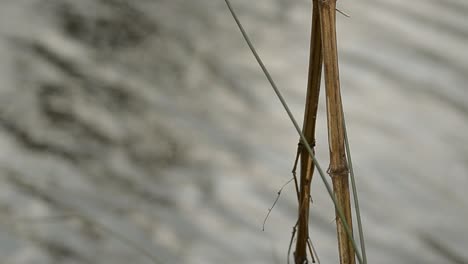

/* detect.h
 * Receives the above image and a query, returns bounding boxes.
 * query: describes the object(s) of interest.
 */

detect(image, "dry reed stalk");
[318,1,355,263]
[294,0,322,263]
[223,1,363,262]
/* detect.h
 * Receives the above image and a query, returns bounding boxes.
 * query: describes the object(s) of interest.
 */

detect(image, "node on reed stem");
[318,0,355,263]
[294,0,322,263]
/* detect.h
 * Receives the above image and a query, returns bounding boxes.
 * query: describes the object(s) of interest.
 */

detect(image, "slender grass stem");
[343,110,368,264]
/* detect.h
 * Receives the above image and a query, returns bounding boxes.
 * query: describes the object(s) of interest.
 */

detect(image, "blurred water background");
[0,0,467,263]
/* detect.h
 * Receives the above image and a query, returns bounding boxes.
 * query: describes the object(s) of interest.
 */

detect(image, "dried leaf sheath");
[294,0,322,263]
[318,1,355,264]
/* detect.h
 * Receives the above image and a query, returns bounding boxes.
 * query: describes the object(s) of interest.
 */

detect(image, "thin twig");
[292,143,302,201]
[288,223,298,264]
[307,240,316,263]
[263,142,304,231]
[263,177,295,231]
[308,238,321,264]
[335,8,350,18]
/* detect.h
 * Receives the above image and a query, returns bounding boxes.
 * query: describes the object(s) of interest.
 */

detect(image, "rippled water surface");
[0,0,467,263]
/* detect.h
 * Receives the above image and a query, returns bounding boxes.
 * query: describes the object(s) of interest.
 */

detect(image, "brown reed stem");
[318,0,355,263]
[222,1,362,262]
[294,0,322,263]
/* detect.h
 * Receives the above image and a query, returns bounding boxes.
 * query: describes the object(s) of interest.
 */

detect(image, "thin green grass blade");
[342,111,368,264]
